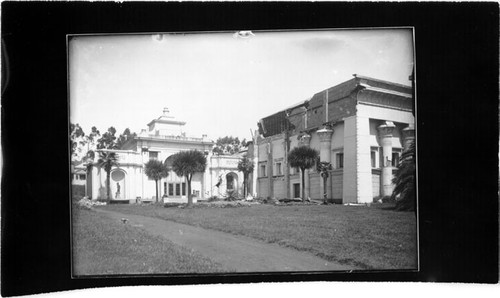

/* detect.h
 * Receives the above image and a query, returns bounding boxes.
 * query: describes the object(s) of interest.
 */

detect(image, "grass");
[102,203,417,270]
[72,205,225,275]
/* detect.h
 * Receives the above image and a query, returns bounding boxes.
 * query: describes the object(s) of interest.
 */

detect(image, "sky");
[69,29,414,141]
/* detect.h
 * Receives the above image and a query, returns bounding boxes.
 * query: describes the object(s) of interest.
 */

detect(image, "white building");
[255,75,415,203]
[85,108,246,203]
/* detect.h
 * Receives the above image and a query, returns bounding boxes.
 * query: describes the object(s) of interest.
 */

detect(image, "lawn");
[102,203,417,270]
[72,205,226,275]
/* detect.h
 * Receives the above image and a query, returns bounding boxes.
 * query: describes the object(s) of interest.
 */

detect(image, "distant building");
[255,75,415,203]
[85,108,247,203]
[71,161,86,186]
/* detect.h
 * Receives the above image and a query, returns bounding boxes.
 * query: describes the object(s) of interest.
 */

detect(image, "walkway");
[96,209,356,273]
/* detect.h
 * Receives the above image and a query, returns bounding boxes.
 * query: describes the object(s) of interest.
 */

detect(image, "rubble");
[76,197,107,209]
[166,200,261,209]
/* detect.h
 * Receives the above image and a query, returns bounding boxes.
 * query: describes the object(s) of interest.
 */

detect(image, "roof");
[147,107,186,127]
[258,75,413,138]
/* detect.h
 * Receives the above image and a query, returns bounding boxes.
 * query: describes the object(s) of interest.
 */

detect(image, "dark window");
[371,151,376,168]
[164,182,167,196]
[182,183,186,196]
[149,151,158,160]
[227,175,234,190]
[392,152,400,167]
[168,183,174,196]
[293,183,300,198]
[175,183,181,196]
[336,153,344,169]
[275,162,282,176]
[260,164,266,177]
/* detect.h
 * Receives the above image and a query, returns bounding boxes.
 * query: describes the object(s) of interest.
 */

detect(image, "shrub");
[207,196,219,202]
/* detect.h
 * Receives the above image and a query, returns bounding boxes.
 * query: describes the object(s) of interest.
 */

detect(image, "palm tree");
[96,151,119,202]
[392,141,416,211]
[144,159,169,203]
[288,146,319,202]
[171,150,207,206]
[237,155,254,198]
[317,161,332,204]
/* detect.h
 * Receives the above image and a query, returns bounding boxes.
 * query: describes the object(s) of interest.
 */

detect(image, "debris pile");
[76,197,106,209]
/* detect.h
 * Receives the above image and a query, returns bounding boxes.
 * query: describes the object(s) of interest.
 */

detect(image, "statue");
[115,182,121,199]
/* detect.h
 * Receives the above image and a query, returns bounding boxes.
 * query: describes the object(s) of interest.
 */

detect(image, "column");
[299,133,311,198]
[343,115,373,203]
[378,121,396,197]
[317,127,334,200]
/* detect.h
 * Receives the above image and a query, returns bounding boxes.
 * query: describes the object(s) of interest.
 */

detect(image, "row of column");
[298,120,414,202]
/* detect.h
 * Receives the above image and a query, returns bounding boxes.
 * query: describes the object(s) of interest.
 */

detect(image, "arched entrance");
[111,169,126,199]
[225,172,239,195]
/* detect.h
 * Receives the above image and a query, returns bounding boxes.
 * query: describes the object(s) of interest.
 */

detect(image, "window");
[371,151,377,168]
[182,183,186,196]
[260,164,267,177]
[336,153,344,169]
[275,162,282,176]
[175,184,181,196]
[168,183,174,196]
[149,151,158,160]
[392,152,400,167]
[164,182,167,196]
[78,174,85,180]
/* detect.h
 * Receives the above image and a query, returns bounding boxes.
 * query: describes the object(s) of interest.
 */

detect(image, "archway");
[225,172,239,196]
[111,169,126,199]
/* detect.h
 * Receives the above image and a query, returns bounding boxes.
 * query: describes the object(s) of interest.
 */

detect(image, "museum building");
[254,75,415,204]
[85,108,248,203]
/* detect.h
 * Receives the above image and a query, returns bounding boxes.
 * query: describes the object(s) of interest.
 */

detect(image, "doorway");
[293,183,300,199]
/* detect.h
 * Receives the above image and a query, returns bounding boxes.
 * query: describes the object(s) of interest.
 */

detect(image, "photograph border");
[1,2,498,296]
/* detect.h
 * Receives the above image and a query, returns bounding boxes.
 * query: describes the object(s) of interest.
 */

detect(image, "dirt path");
[96,209,356,273]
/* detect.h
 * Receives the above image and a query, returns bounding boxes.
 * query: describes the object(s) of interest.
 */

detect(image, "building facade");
[85,108,247,203]
[255,75,415,203]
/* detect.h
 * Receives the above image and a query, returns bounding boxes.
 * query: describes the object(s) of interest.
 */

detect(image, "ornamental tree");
[288,146,319,202]
[144,159,169,203]
[171,150,207,206]
[237,155,254,198]
[392,141,416,211]
[96,151,119,202]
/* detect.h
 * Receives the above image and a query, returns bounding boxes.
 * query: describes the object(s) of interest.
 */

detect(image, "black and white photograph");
[69,28,417,276]
[2,1,499,296]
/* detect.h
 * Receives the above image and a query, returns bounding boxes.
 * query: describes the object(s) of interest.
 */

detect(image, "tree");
[317,161,332,204]
[237,155,254,198]
[144,159,169,203]
[171,150,207,206]
[116,128,137,149]
[212,136,247,155]
[392,141,416,211]
[97,126,118,150]
[70,123,85,162]
[96,151,119,202]
[288,146,319,202]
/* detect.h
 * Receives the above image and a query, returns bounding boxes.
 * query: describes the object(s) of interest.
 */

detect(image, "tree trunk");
[106,171,111,202]
[301,168,305,202]
[243,174,247,198]
[323,175,327,204]
[155,179,159,203]
[187,175,193,206]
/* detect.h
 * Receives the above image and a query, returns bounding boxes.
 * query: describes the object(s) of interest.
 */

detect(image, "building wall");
[309,172,321,199]
[331,171,343,199]
[258,178,269,198]
[372,172,381,198]
[273,177,286,199]
[255,77,415,204]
